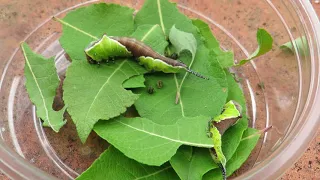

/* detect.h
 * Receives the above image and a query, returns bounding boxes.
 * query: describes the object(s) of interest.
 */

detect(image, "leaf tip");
[20,42,30,57]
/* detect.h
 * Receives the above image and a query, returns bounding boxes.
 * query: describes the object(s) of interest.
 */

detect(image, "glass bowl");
[0,0,319,179]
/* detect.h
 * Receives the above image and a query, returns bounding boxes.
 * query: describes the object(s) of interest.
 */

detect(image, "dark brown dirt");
[281,129,320,179]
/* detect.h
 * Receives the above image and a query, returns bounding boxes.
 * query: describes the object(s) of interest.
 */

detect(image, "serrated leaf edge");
[21,44,62,132]
[84,60,127,122]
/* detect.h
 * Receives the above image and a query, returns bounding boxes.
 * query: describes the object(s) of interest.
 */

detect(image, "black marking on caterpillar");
[209,148,227,180]
[186,68,209,80]
[218,163,227,180]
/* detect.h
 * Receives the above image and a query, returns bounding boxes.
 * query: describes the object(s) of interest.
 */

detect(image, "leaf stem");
[117,120,213,148]
[241,126,273,141]
[175,56,195,104]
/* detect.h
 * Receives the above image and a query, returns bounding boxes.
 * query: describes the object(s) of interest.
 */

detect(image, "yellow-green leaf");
[237,29,273,66]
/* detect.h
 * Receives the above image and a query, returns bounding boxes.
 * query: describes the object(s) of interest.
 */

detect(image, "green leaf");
[192,19,234,68]
[203,128,260,179]
[123,75,146,89]
[280,36,308,56]
[63,60,147,143]
[238,28,273,66]
[222,116,248,161]
[168,25,198,102]
[172,146,193,162]
[170,146,217,180]
[225,128,260,176]
[202,169,222,180]
[77,146,179,180]
[170,108,244,180]
[169,25,197,59]
[225,71,246,113]
[192,19,220,49]
[210,50,235,69]
[169,118,248,180]
[221,72,248,161]
[135,0,197,37]
[134,1,227,120]
[94,116,214,166]
[130,24,169,55]
[58,7,169,143]
[21,43,66,132]
[55,3,135,61]
[134,45,228,124]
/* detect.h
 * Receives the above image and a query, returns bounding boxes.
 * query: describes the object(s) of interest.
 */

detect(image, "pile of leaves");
[21,0,273,179]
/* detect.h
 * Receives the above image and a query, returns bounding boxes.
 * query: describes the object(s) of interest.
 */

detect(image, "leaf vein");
[134,166,172,180]
[117,120,212,148]
[54,17,99,40]
[141,25,159,42]
[157,0,166,34]
[22,46,57,131]
[84,60,127,122]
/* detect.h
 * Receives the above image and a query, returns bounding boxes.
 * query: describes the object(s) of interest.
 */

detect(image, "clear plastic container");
[0,0,319,179]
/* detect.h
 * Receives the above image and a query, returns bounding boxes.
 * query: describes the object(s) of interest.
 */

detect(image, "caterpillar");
[85,35,208,80]
[85,35,132,64]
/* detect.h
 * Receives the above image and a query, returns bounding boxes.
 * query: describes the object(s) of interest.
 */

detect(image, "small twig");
[242,126,273,141]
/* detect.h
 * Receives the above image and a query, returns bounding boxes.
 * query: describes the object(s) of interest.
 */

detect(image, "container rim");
[238,1,320,179]
[0,1,319,179]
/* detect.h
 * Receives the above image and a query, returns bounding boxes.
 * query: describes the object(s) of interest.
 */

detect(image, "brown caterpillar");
[111,37,209,80]
[85,35,208,79]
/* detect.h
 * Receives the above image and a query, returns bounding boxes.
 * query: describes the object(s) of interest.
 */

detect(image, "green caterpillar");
[85,35,208,79]
[207,100,243,180]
